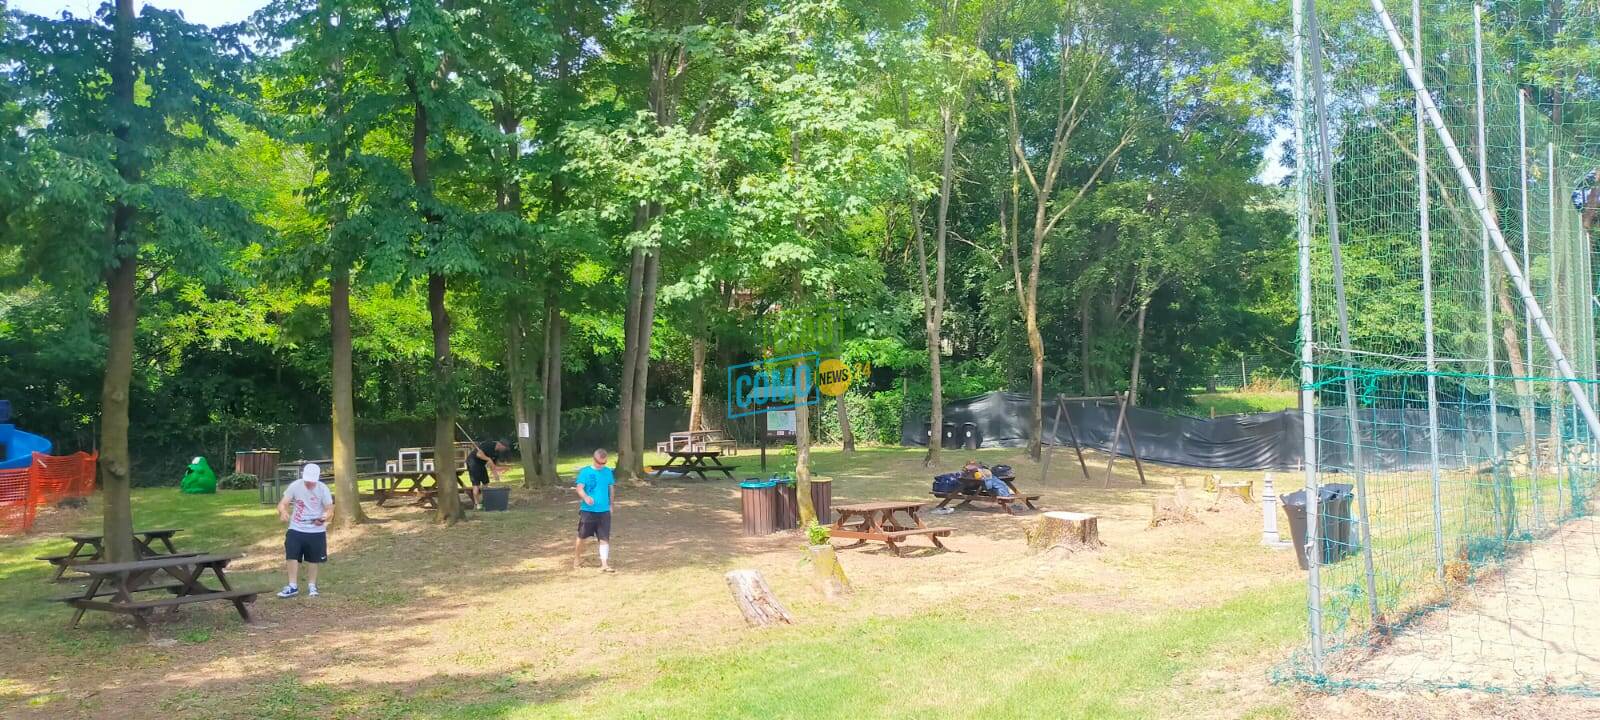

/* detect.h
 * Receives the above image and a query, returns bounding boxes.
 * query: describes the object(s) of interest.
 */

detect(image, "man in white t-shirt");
[276,463,335,598]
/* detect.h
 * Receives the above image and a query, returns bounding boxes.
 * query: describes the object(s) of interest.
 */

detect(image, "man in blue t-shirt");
[573,448,616,572]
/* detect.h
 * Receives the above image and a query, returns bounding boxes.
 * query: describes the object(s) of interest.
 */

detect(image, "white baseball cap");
[300,463,321,483]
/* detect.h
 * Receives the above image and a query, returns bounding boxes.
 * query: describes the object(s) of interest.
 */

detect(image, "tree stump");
[1211,481,1254,510]
[1150,488,1197,527]
[1026,511,1104,556]
[806,544,852,601]
[725,569,795,627]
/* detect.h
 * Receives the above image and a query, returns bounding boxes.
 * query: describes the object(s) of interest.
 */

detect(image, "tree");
[2,2,253,560]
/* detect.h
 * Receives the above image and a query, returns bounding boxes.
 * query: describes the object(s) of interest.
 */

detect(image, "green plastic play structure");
[180,456,217,494]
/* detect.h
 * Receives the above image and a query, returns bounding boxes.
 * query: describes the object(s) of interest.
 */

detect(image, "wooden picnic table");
[649,450,739,481]
[932,474,1042,515]
[830,501,954,557]
[59,553,261,629]
[37,528,184,582]
[360,468,469,508]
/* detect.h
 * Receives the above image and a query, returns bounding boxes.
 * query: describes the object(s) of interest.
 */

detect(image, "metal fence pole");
[1474,3,1502,510]
[1519,89,1542,527]
[1293,0,1324,673]
[1417,0,1445,581]
[1308,0,1382,631]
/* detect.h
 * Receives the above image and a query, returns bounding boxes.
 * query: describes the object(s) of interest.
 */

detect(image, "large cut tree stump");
[1026,511,1104,556]
[806,544,852,601]
[725,569,795,627]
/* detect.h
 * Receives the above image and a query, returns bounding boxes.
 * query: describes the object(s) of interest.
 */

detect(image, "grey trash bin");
[961,422,979,450]
[1281,483,1357,570]
[480,486,510,512]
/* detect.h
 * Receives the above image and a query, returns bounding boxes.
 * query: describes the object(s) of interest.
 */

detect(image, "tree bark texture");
[617,243,645,477]
[330,267,368,526]
[725,569,795,627]
[100,0,139,562]
[836,394,855,452]
[688,335,706,432]
[508,307,539,488]
[1128,300,1149,407]
[806,543,852,600]
[630,249,660,476]
[429,274,463,522]
[1026,511,1104,556]
[540,296,563,481]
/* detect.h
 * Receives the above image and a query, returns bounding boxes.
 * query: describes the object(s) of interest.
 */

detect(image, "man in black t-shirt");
[466,439,508,510]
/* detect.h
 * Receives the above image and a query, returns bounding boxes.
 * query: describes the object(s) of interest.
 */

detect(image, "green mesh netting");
[1282,0,1600,694]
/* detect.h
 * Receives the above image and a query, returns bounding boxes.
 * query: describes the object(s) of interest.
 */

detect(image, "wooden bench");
[931,491,1042,515]
[51,581,189,602]
[64,553,262,628]
[38,529,186,582]
[831,501,954,557]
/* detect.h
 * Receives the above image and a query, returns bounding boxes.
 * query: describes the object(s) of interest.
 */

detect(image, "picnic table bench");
[37,528,184,582]
[360,469,470,508]
[647,450,739,481]
[830,501,954,557]
[931,474,1041,515]
[60,553,262,629]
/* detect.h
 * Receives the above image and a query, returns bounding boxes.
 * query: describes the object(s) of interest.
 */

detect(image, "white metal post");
[1293,0,1325,674]
[1370,0,1600,449]
[1474,4,1502,496]
[1309,0,1383,632]
[1551,141,1568,514]
[1414,0,1445,580]
[1519,89,1542,526]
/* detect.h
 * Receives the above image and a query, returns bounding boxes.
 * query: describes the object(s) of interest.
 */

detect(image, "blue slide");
[0,401,52,470]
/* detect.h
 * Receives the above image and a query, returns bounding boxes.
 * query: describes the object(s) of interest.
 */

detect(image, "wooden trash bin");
[235,450,279,504]
[809,477,833,524]
[740,481,778,536]
[774,482,799,530]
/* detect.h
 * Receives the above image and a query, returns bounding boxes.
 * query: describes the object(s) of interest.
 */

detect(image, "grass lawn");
[1187,392,1299,416]
[0,447,1311,719]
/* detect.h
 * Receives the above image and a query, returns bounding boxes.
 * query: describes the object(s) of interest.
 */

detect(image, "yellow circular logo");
[817,358,852,397]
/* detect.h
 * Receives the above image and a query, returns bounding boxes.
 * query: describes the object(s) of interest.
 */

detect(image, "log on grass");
[725,569,795,627]
[806,543,852,601]
[1026,511,1104,556]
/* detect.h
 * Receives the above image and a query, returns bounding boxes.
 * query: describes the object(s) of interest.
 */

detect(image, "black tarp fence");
[899,391,1541,471]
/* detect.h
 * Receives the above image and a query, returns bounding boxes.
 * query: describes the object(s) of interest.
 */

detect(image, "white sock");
[598,543,610,564]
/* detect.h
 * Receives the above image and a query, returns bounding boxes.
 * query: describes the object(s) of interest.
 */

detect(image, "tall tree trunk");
[1080,294,1094,396]
[429,274,462,522]
[1494,277,1539,469]
[1128,299,1149,407]
[617,242,645,477]
[836,393,855,452]
[689,335,706,432]
[630,249,661,475]
[540,294,563,481]
[100,0,139,563]
[1027,305,1045,459]
[330,267,367,526]
[508,307,539,488]
[913,208,941,465]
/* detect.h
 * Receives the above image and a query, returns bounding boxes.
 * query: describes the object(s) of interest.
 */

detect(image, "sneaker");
[276,585,299,598]
[307,584,319,597]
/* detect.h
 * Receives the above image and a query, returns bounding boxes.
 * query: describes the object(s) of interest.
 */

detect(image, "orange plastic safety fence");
[0,452,96,535]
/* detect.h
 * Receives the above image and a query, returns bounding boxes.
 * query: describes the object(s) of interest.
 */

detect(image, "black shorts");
[467,463,491,486]
[577,511,611,540]
[285,529,328,563]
